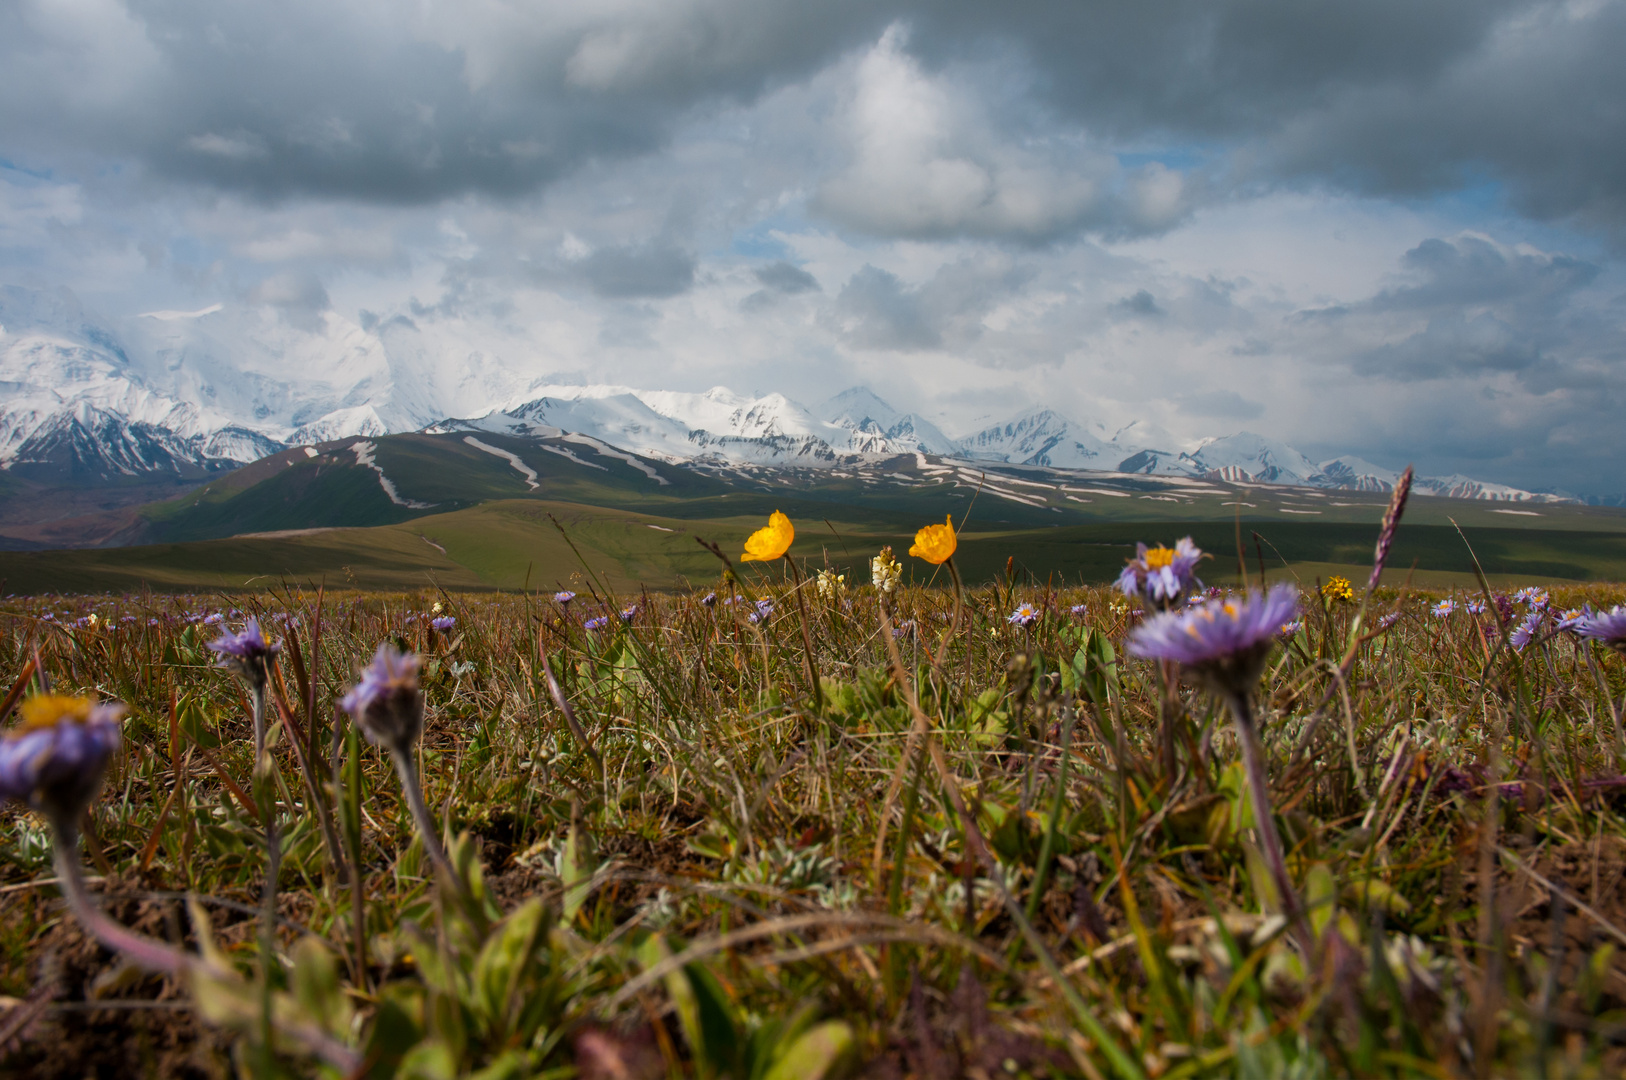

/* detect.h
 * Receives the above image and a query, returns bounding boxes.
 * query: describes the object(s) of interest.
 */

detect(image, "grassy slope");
[6,429,1625,593]
[7,497,1626,594]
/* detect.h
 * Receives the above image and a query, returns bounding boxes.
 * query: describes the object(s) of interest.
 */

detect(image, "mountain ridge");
[0,284,1576,504]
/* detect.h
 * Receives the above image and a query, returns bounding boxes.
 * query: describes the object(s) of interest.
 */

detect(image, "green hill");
[4,430,1625,593]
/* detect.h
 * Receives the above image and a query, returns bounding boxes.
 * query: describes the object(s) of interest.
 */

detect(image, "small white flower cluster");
[871,548,901,595]
[815,568,846,601]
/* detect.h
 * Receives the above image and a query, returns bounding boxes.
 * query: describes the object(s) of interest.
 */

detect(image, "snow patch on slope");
[463,436,538,490]
[351,440,435,509]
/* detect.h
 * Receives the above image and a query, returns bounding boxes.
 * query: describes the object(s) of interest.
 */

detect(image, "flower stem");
[1227,692,1311,949]
[389,744,471,905]
[50,822,188,976]
[783,556,824,712]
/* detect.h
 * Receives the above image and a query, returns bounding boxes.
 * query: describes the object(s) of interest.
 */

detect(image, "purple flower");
[1069,603,1088,618]
[1008,603,1039,628]
[1557,607,1590,632]
[1115,537,1204,610]
[620,604,639,623]
[1577,605,1626,653]
[700,591,717,607]
[202,613,224,625]
[584,616,609,631]
[208,619,277,661]
[1510,610,1544,651]
[207,619,279,688]
[1377,612,1401,631]
[1466,601,1486,616]
[0,696,124,822]
[1431,599,1456,619]
[554,591,576,606]
[893,619,916,640]
[1127,584,1299,697]
[1278,620,1304,637]
[340,645,424,753]
[430,615,457,631]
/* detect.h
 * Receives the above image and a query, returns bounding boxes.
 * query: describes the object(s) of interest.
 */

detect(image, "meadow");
[2,510,1626,1078]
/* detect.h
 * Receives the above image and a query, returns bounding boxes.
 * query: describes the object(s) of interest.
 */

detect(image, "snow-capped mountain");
[960,410,1116,469]
[959,407,1573,503]
[449,384,957,465]
[0,283,1576,503]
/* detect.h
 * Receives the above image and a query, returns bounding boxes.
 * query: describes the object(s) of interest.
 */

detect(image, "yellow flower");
[909,515,957,565]
[1321,575,1355,603]
[741,510,794,562]
[17,694,94,732]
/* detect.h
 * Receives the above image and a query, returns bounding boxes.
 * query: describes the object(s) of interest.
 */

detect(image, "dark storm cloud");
[0,0,888,203]
[6,0,1624,234]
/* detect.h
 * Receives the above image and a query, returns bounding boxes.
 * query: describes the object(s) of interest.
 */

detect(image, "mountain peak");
[817,385,899,429]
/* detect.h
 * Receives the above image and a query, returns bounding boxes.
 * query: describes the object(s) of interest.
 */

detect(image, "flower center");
[1144,546,1176,570]
[17,694,93,732]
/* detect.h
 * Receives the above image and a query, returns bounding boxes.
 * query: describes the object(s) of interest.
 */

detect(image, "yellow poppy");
[741,510,794,562]
[909,515,957,565]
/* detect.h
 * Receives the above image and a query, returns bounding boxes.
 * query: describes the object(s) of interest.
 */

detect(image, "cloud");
[835,264,939,350]
[754,261,819,294]
[578,244,696,298]
[1176,388,1263,420]
[1113,289,1164,318]
[248,271,331,331]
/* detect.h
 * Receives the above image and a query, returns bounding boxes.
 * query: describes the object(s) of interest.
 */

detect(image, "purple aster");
[700,591,717,607]
[208,619,277,660]
[339,644,424,753]
[1008,603,1039,628]
[202,613,224,625]
[1128,584,1299,697]
[1466,601,1486,615]
[1576,605,1626,653]
[553,591,576,606]
[584,615,609,631]
[1431,599,1456,619]
[619,603,639,623]
[430,615,457,631]
[0,697,124,823]
[1557,607,1590,632]
[1510,610,1544,651]
[1069,603,1088,618]
[1377,612,1401,632]
[1115,537,1204,610]
[1278,620,1304,637]
[207,619,279,688]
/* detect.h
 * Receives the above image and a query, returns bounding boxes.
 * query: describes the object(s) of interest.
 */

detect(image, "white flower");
[815,568,847,601]
[871,548,901,595]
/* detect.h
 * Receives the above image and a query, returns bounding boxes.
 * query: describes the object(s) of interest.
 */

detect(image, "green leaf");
[685,962,743,1077]
[760,1021,853,1080]
[472,899,550,1034]
[560,820,597,922]
[288,937,349,1036]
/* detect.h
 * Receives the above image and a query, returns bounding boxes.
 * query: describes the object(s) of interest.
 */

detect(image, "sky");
[2,0,1625,493]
